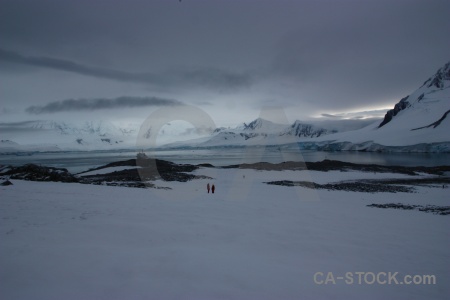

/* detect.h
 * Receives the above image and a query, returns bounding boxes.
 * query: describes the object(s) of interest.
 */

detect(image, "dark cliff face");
[378,61,450,129]
[378,96,410,128]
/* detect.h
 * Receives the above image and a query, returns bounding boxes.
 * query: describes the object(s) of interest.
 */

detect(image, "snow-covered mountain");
[27,120,139,138]
[166,62,450,152]
[307,61,450,152]
[242,118,286,133]
[282,120,333,138]
[0,120,140,152]
[2,62,448,153]
[163,118,336,148]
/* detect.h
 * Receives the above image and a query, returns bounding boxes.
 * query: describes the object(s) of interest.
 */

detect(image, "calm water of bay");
[0,148,449,174]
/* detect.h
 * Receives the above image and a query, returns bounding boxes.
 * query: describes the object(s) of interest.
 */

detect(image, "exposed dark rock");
[197,163,215,168]
[0,157,209,188]
[411,109,450,130]
[240,132,261,140]
[225,159,450,175]
[371,176,450,186]
[378,96,410,128]
[266,180,414,193]
[77,159,138,175]
[283,122,328,138]
[78,157,210,187]
[425,61,450,88]
[1,180,13,186]
[417,93,424,102]
[266,174,450,193]
[367,203,450,215]
[0,164,78,183]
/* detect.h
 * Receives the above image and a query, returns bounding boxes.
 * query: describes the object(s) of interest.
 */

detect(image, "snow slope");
[311,62,450,150]
[1,168,449,299]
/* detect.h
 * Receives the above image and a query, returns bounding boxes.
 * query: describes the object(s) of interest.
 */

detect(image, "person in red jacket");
[211,184,215,194]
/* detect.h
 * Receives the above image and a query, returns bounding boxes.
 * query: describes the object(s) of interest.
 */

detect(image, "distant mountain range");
[0,120,140,152]
[162,118,338,149]
[1,62,449,153]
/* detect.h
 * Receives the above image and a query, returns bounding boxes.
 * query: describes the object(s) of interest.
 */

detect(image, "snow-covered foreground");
[1,168,449,300]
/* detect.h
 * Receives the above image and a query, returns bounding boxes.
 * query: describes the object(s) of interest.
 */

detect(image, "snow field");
[1,168,449,300]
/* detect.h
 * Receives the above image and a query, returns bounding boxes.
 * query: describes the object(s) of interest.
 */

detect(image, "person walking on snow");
[207,183,210,193]
[212,184,215,194]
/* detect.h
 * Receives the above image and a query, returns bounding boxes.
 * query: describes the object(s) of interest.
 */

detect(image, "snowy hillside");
[309,62,450,152]
[0,120,140,152]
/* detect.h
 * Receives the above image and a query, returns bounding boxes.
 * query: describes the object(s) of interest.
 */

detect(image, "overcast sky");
[1,0,449,127]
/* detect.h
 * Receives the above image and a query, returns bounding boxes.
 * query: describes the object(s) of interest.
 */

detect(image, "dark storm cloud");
[0,49,251,91]
[25,96,182,114]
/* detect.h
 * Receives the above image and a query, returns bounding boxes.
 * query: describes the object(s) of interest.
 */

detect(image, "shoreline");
[1,158,449,193]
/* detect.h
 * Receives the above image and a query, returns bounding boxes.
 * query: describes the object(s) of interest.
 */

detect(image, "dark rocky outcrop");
[0,164,78,183]
[224,159,450,175]
[283,121,329,138]
[422,61,450,89]
[367,203,450,215]
[378,96,410,128]
[78,157,209,187]
[411,109,450,130]
[0,157,208,188]
[266,180,414,193]
[265,174,450,193]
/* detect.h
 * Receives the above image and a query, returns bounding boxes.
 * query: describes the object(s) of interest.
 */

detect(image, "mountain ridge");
[309,61,450,151]
[167,61,450,152]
